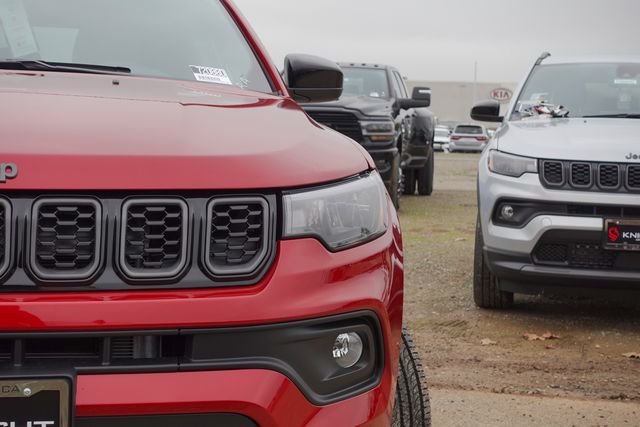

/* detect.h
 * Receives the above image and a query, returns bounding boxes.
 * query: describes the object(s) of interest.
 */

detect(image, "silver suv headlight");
[283,171,388,251]
[488,150,538,178]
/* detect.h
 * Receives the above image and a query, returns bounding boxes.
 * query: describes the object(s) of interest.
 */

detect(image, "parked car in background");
[434,126,451,151]
[449,124,490,153]
[302,63,437,206]
[472,53,640,309]
[0,0,431,425]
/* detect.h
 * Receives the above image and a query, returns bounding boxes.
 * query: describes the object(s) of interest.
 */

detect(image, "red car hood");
[0,72,371,190]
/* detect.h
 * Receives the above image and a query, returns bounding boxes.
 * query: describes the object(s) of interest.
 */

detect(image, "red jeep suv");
[0,1,429,426]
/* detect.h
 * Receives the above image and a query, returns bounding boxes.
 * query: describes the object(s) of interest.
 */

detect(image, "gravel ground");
[401,153,640,426]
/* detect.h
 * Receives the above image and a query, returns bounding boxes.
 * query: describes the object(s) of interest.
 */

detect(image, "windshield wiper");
[582,113,640,119]
[0,60,131,75]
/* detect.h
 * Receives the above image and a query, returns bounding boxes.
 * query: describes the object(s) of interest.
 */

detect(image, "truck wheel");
[403,169,416,195]
[473,214,514,309]
[390,158,401,210]
[392,329,431,427]
[417,153,434,196]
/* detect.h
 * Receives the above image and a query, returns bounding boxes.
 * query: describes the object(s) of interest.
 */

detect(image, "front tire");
[404,169,416,195]
[417,153,434,196]
[390,157,401,209]
[473,214,514,309]
[392,330,431,427]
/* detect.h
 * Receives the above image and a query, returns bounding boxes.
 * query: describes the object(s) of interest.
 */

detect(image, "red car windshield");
[0,0,273,93]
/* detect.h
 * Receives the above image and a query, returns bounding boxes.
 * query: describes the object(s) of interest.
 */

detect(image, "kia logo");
[608,226,620,242]
[0,163,18,183]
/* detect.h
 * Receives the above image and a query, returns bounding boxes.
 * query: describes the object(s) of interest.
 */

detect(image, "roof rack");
[536,52,551,65]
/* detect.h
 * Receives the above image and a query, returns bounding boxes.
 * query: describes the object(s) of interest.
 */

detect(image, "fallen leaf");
[622,353,640,359]
[523,333,545,341]
[454,237,467,242]
[545,344,556,350]
[542,332,561,340]
[595,345,601,349]
[481,338,497,346]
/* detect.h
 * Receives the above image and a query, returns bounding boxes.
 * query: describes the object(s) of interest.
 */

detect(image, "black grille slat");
[31,199,101,280]
[598,164,620,188]
[628,165,640,189]
[121,200,187,279]
[0,202,6,275]
[206,198,269,277]
[542,161,564,185]
[307,111,364,142]
[570,163,592,187]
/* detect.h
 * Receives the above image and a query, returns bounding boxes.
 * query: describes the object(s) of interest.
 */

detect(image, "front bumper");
[370,147,400,190]
[449,141,485,152]
[480,163,640,295]
[0,202,404,426]
[76,370,391,426]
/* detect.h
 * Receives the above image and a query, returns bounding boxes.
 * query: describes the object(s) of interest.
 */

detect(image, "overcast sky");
[234,0,640,83]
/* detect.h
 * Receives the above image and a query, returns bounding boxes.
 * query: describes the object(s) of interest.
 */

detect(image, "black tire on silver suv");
[392,329,431,427]
[473,214,514,309]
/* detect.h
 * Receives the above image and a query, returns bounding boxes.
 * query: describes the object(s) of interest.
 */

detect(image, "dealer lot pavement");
[402,153,640,426]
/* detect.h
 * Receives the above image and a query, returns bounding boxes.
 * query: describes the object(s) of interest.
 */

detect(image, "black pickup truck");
[302,63,436,207]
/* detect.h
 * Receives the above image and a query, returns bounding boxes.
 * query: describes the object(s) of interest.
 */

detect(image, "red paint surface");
[0,1,403,423]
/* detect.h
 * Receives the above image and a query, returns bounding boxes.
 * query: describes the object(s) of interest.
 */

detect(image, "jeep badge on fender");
[0,163,18,183]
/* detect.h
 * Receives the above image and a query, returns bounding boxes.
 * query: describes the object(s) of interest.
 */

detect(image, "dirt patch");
[401,153,640,405]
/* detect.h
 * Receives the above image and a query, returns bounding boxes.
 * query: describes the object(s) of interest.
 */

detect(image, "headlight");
[362,120,395,143]
[362,121,394,133]
[488,150,538,178]
[283,171,388,251]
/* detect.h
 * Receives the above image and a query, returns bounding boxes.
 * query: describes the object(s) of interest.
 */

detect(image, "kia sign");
[490,88,513,103]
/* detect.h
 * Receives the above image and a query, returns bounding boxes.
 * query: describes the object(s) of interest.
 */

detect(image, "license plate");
[0,379,70,427]
[604,219,640,251]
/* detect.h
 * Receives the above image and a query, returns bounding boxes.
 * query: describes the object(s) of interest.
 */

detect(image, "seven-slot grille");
[0,196,275,288]
[0,200,9,277]
[205,198,269,278]
[31,199,101,281]
[120,199,188,279]
[541,160,640,192]
[306,111,364,142]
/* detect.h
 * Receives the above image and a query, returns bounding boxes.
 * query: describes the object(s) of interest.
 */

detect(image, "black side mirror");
[396,86,431,110]
[471,100,504,122]
[412,87,431,105]
[284,54,343,103]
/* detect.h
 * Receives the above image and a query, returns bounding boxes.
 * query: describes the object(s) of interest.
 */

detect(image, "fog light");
[332,332,364,368]
[501,205,515,220]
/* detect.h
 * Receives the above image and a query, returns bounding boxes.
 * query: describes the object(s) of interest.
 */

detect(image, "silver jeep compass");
[472,53,640,308]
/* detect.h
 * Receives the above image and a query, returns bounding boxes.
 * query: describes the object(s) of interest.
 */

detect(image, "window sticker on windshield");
[614,78,638,86]
[0,0,38,57]
[189,65,233,85]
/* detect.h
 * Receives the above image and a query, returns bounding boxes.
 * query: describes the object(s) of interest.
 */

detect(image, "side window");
[393,71,409,98]
[389,70,403,98]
